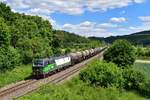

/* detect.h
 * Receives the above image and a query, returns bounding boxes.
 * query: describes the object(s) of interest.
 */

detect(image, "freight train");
[32,47,104,78]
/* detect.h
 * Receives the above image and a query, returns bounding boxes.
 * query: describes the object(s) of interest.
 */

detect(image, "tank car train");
[32,47,104,78]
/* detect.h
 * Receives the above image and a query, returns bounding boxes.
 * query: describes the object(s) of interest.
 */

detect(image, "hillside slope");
[90,30,150,46]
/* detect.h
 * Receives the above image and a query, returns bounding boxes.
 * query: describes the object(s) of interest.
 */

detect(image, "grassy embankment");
[18,61,150,100]
[0,65,32,88]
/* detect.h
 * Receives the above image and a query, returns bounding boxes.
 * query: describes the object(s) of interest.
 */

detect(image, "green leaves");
[0,46,20,71]
[17,37,53,64]
[0,17,10,46]
[104,39,136,68]
[79,61,123,87]
[122,68,145,90]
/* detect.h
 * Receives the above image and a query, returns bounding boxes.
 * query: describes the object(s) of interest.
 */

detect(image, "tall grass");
[0,64,32,88]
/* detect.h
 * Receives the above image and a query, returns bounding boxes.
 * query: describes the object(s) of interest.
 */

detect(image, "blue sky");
[1,0,150,37]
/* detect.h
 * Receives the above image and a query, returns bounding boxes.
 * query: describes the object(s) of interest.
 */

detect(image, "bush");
[139,79,150,97]
[104,39,136,68]
[65,48,71,54]
[122,68,145,90]
[0,46,20,71]
[79,61,123,87]
[136,47,145,57]
[144,48,150,57]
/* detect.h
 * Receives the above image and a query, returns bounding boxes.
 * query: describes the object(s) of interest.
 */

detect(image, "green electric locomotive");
[32,56,71,78]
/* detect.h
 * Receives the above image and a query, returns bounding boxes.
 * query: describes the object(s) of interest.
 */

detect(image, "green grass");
[133,63,150,78]
[0,64,32,88]
[18,77,147,100]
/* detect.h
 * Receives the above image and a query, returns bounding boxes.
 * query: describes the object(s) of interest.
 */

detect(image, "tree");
[0,46,20,71]
[17,37,53,63]
[104,39,136,68]
[0,17,10,46]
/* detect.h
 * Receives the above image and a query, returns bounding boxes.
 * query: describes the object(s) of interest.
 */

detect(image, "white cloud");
[139,16,150,22]
[134,0,144,3]
[110,17,126,23]
[117,21,150,36]
[0,0,6,2]
[62,21,116,37]
[86,0,132,11]
[4,0,145,15]
[98,23,118,28]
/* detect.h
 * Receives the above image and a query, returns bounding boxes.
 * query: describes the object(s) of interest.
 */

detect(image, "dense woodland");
[0,3,102,71]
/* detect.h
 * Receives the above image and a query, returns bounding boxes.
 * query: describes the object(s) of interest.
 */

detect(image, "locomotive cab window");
[33,59,44,67]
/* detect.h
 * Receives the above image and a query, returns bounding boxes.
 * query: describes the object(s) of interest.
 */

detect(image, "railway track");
[0,50,104,100]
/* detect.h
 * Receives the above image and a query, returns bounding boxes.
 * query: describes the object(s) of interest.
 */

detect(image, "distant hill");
[89,30,150,46]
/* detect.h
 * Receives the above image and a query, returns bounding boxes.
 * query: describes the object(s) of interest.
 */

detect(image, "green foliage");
[79,61,123,87]
[65,48,71,54]
[133,62,150,97]
[0,17,10,46]
[138,47,150,57]
[136,47,145,57]
[0,46,20,71]
[80,60,150,98]
[52,30,102,52]
[0,64,31,87]
[139,79,150,97]
[104,39,136,68]
[17,37,53,64]
[122,68,145,90]
[0,3,12,22]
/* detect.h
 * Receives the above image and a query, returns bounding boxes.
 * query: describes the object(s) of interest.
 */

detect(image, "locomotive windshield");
[33,58,55,67]
[33,59,44,67]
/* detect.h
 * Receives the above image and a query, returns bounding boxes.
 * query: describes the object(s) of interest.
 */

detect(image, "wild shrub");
[104,39,136,68]
[139,79,150,97]
[79,61,123,87]
[136,47,145,57]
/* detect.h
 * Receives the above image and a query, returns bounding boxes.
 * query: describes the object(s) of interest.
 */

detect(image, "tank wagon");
[32,47,104,78]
